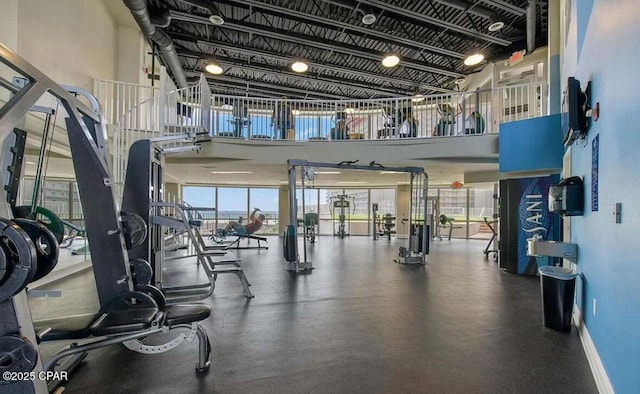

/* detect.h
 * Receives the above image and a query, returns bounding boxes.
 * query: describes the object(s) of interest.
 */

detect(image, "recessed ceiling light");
[454,78,466,85]
[209,15,224,26]
[314,171,341,174]
[362,13,376,25]
[210,171,254,174]
[381,54,400,68]
[205,62,223,74]
[488,21,505,32]
[291,61,308,73]
[464,53,484,66]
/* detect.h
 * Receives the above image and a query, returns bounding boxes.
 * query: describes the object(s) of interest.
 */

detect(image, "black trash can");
[538,266,577,332]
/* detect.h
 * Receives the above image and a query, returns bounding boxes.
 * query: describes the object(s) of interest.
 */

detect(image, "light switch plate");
[613,203,622,224]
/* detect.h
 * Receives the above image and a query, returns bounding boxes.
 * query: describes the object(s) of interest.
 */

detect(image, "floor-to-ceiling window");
[182,186,216,234]
[370,188,397,236]
[250,188,279,234]
[217,187,248,230]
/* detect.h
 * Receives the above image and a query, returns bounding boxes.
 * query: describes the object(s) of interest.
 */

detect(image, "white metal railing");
[111,73,212,200]
[94,79,159,125]
[207,82,547,141]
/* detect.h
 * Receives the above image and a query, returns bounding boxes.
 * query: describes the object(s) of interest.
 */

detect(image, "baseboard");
[573,307,615,394]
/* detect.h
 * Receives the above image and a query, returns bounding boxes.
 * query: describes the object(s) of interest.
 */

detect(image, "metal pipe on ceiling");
[431,0,501,22]
[123,0,187,88]
[527,0,537,52]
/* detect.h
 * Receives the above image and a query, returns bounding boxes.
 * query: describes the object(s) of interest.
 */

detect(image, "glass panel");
[318,189,333,235]
[250,188,279,234]
[468,186,496,240]
[217,188,248,230]
[41,180,70,220]
[438,188,468,238]
[343,189,368,235]
[182,186,216,234]
[370,188,396,237]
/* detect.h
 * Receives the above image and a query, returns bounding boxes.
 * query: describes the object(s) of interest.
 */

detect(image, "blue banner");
[516,176,560,274]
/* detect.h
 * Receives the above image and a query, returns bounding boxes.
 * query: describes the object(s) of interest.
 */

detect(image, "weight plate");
[13,219,59,282]
[130,258,152,286]
[0,246,6,283]
[0,218,37,303]
[120,211,148,250]
[13,206,65,244]
[0,336,38,381]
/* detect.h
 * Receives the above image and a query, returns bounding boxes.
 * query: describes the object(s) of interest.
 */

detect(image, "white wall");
[15,0,118,91]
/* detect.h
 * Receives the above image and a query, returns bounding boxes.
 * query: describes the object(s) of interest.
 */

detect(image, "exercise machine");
[483,215,499,259]
[372,203,396,240]
[329,194,355,238]
[284,159,429,271]
[0,43,212,391]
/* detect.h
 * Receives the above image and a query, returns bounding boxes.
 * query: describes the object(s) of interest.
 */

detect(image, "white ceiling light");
[291,61,308,73]
[380,171,401,174]
[205,62,223,74]
[314,171,342,174]
[210,171,254,174]
[209,15,225,26]
[454,78,466,85]
[488,21,505,32]
[411,95,425,103]
[381,54,400,68]
[336,181,368,184]
[464,53,485,66]
[362,13,376,25]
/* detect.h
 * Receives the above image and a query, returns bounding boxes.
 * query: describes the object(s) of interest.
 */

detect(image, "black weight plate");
[0,336,38,379]
[13,219,59,282]
[13,206,65,244]
[120,211,148,250]
[129,258,152,286]
[0,219,37,303]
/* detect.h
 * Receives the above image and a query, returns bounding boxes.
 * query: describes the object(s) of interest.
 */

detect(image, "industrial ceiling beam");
[168,11,465,78]
[189,73,352,99]
[177,49,413,96]
[214,0,466,59]
[479,0,527,16]
[356,0,512,45]
[171,36,455,93]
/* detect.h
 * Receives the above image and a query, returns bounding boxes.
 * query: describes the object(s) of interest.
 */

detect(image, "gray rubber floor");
[35,236,597,393]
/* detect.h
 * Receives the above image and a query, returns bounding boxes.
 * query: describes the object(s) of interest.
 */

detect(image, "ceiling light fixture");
[210,171,254,174]
[454,78,466,85]
[362,13,376,25]
[381,54,400,68]
[336,181,368,184]
[380,171,401,174]
[411,95,425,103]
[209,15,225,26]
[488,21,505,32]
[314,171,342,174]
[291,61,308,73]
[464,53,485,66]
[205,62,223,74]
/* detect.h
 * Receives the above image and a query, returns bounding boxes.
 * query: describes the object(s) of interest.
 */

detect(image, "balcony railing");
[208,82,547,141]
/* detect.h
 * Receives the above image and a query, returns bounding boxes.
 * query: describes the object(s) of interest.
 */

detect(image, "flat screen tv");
[562,77,588,147]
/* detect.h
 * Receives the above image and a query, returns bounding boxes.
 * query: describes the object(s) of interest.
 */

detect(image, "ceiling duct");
[123,0,187,88]
[526,0,537,52]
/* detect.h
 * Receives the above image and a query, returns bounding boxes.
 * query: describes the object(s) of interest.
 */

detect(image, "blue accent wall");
[576,0,595,59]
[499,114,563,173]
[566,0,640,392]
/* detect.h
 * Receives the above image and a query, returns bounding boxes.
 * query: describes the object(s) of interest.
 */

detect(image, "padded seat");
[164,304,211,327]
[91,308,158,336]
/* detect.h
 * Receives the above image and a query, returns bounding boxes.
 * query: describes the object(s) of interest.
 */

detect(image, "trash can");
[538,266,578,332]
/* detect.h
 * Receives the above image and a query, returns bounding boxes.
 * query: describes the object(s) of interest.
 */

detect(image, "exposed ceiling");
[140,0,548,99]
